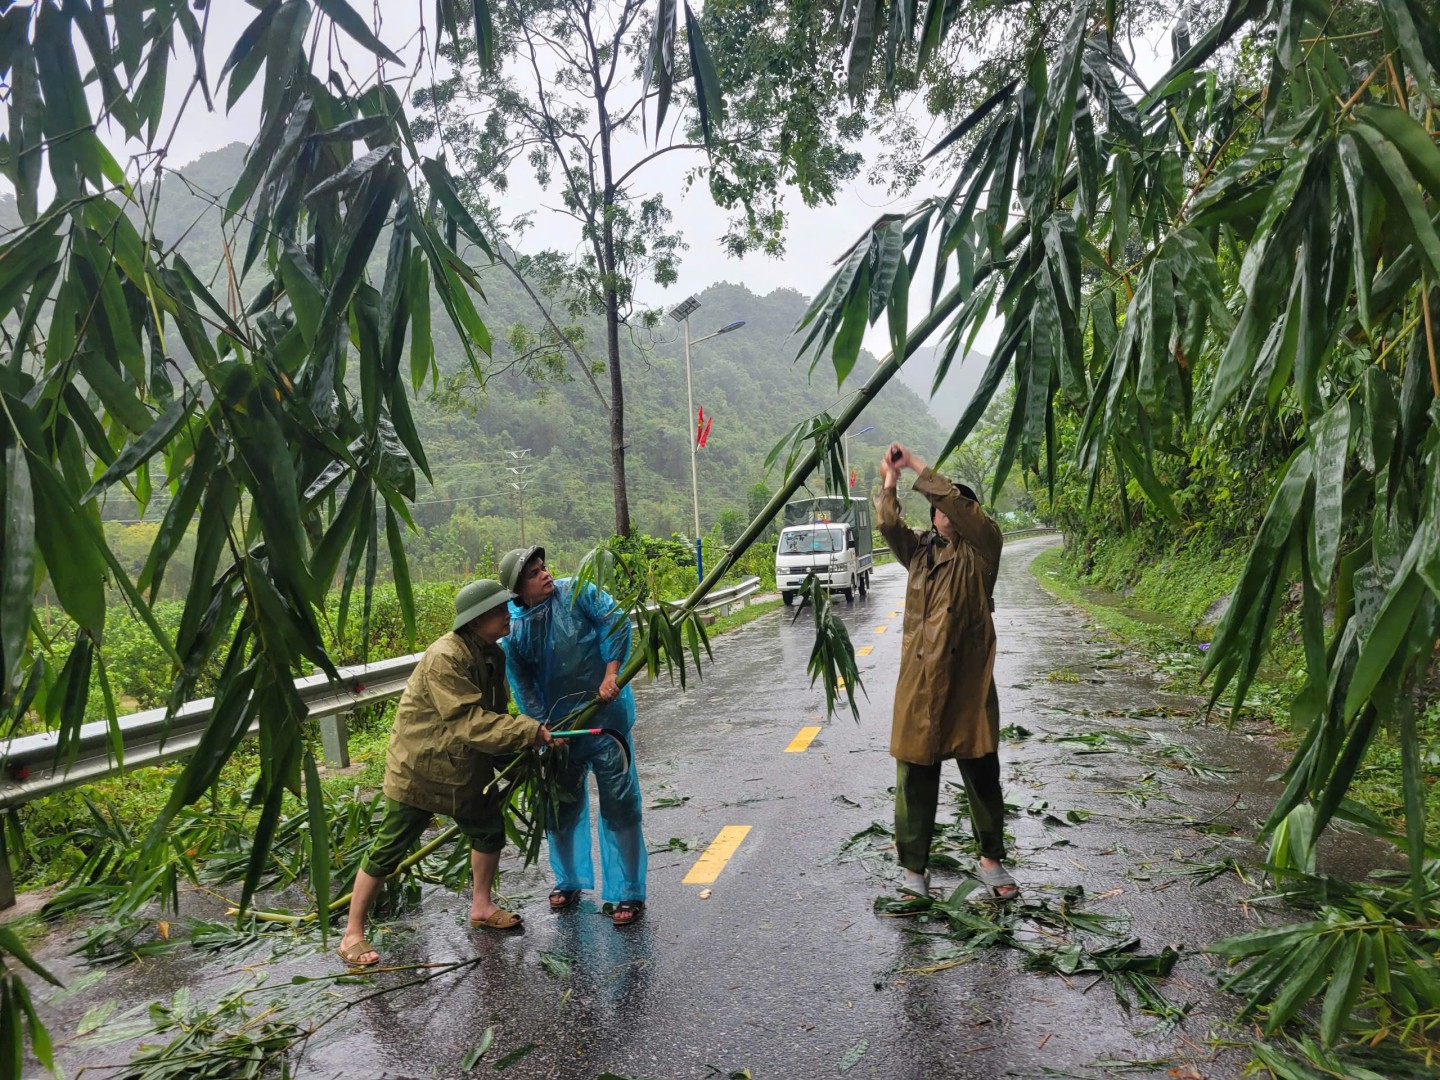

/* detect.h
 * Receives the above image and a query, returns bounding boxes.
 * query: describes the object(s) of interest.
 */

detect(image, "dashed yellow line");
[683,826,752,884]
[856,645,874,657]
[784,726,822,753]
[874,625,889,633]
[888,611,901,618]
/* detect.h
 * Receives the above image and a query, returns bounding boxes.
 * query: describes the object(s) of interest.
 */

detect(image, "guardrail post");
[0,820,15,911]
[319,712,351,769]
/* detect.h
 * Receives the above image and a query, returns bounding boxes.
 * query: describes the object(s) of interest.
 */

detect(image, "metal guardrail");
[0,576,763,907]
[0,652,422,813]
[1000,527,1061,541]
[671,575,761,619]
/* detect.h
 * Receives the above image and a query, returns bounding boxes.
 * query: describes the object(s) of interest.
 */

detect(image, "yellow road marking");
[889,611,901,618]
[784,726,822,752]
[683,826,752,884]
[874,625,889,633]
[856,645,874,656]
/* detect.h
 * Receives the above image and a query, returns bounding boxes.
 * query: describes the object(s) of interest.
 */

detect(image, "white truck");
[775,496,874,605]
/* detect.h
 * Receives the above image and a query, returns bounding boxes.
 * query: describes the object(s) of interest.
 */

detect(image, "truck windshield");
[780,527,846,554]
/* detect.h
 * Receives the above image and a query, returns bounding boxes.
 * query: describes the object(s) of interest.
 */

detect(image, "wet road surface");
[27,536,1392,1079]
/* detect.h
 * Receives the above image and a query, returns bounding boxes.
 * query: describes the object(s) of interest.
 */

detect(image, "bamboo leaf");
[225,379,316,607]
[1,445,35,704]
[1376,0,1439,92]
[1343,564,1423,723]
[1265,934,1339,1031]
[27,451,105,636]
[385,505,417,649]
[923,79,1019,163]
[831,263,870,387]
[81,390,197,504]
[642,0,678,139]
[220,1,281,83]
[887,257,910,361]
[1346,123,1440,280]
[313,0,404,64]
[303,750,330,945]
[1355,105,1440,200]
[1308,399,1351,588]
[419,157,495,259]
[0,924,61,986]
[279,241,326,346]
[472,0,497,71]
[684,1,724,143]
[916,0,946,72]
[1319,932,1368,1046]
[869,220,905,322]
[846,0,881,100]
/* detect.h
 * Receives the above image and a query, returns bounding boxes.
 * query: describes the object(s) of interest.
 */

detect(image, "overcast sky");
[10,2,1178,378]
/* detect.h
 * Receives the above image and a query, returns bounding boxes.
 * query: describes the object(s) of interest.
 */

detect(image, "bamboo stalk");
[1423,289,1438,397]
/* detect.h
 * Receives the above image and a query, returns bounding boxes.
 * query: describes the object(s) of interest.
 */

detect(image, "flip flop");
[549,888,581,910]
[470,908,523,930]
[899,868,931,896]
[612,900,644,927]
[975,861,1019,900]
[337,938,380,967]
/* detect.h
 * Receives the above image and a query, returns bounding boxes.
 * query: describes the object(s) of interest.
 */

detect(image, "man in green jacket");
[338,580,553,967]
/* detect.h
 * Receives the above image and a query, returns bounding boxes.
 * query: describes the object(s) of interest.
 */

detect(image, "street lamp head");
[715,320,746,334]
[669,295,701,322]
[854,425,875,436]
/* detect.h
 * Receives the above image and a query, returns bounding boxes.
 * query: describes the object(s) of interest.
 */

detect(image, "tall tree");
[414,0,865,535]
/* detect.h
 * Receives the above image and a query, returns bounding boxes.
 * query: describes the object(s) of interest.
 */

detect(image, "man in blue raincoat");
[499,546,647,926]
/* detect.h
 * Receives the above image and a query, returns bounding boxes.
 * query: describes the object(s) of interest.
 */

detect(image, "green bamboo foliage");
[0,1,533,1053]
[801,0,1440,1060]
[808,0,1440,880]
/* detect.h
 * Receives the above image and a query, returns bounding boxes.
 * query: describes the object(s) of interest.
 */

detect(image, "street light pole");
[669,295,746,584]
[683,315,701,546]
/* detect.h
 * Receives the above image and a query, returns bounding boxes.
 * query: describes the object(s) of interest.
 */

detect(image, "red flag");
[696,407,705,446]
[850,467,858,488]
[699,414,713,448]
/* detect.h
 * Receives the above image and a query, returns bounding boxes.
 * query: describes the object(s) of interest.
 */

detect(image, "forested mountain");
[4,143,947,577]
[895,342,992,434]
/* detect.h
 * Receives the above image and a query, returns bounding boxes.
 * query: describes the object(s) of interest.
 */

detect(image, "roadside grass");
[1030,543,1440,851]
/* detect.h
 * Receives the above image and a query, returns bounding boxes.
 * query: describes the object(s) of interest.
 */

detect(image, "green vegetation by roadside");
[1031,543,1440,852]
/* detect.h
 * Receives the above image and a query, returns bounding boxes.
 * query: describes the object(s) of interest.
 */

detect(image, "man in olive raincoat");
[499,546,647,927]
[337,580,554,966]
[875,442,1017,899]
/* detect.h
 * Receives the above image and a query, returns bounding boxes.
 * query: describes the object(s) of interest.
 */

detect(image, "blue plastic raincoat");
[504,579,646,902]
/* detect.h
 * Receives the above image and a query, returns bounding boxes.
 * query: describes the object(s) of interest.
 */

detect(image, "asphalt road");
[28,536,1388,1079]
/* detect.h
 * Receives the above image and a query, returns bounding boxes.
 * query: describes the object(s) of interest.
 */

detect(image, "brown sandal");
[470,908,523,930]
[549,888,581,910]
[612,900,644,927]
[337,938,380,966]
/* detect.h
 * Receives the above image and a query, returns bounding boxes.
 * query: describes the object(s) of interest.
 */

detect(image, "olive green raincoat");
[875,467,1004,764]
[383,631,541,819]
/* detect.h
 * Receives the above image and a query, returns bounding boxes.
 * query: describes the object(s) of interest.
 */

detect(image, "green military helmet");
[498,545,545,594]
[452,579,515,632]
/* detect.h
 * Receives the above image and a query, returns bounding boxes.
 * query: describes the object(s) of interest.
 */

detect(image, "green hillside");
[19,144,948,581]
